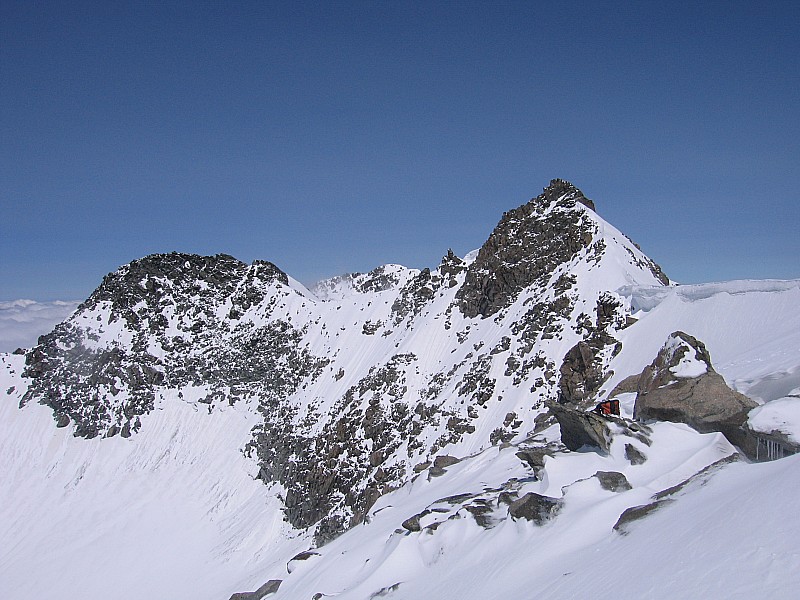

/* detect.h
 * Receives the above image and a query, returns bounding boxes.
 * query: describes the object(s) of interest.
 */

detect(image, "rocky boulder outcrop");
[507,492,562,524]
[228,579,281,600]
[594,470,632,492]
[634,331,758,456]
[548,402,613,452]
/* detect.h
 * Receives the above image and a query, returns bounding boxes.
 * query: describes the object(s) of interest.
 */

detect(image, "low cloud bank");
[0,300,80,353]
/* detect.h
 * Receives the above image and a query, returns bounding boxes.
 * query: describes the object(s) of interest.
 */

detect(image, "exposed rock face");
[634,332,758,456]
[594,471,632,492]
[507,492,562,524]
[548,402,612,452]
[557,293,625,405]
[558,341,600,405]
[456,179,599,318]
[228,579,282,600]
[21,253,321,439]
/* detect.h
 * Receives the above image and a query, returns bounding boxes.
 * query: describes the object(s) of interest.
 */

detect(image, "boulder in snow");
[508,492,563,524]
[594,471,632,492]
[228,579,282,600]
[633,332,758,456]
[548,402,612,452]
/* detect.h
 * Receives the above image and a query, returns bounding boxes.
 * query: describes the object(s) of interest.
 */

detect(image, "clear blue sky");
[2,1,798,301]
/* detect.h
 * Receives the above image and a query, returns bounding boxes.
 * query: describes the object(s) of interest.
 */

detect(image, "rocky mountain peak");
[14,179,674,544]
[455,179,602,318]
[542,178,596,211]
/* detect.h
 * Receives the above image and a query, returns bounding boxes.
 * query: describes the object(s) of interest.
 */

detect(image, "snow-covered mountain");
[2,179,799,599]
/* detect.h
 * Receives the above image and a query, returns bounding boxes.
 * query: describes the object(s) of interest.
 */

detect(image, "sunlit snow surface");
[1,273,800,599]
[748,396,800,443]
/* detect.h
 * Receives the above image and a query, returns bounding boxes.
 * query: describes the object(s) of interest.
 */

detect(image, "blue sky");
[2,1,798,301]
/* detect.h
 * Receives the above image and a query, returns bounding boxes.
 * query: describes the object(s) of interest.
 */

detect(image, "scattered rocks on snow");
[614,455,738,534]
[433,454,460,468]
[624,443,647,465]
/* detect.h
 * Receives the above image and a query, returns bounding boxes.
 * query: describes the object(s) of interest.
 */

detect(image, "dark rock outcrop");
[558,341,604,405]
[507,492,562,524]
[634,332,758,456]
[228,579,281,600]
[594,471,632,492]
[549,402,612,452]
[624,443,647,465]
[456,179,599,318]
[613,499,674,534]
[515,447,551,479]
